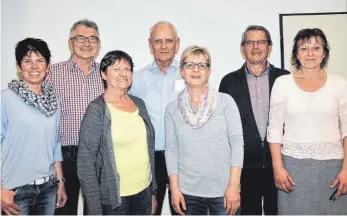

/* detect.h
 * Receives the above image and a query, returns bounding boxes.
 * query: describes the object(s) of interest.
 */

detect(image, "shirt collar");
[150,59,179,74]
[245,61,271,78]
[68,55,98,74]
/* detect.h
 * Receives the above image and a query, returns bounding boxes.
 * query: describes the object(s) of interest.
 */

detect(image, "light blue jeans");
[13,180,57,215]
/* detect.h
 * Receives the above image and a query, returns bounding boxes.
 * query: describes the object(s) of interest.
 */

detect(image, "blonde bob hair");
[180,45,211,70]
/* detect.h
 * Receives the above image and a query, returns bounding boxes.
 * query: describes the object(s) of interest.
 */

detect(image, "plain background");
[2,0,347,91]
[1,0,347,214]
[282,13,347,77]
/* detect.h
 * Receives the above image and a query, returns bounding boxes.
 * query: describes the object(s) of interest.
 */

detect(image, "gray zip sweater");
[77,94,156,215]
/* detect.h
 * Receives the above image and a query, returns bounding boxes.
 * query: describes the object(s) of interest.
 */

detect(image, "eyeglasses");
[244,40,268,46]
[183,62,210,70]
[70,35,99,44]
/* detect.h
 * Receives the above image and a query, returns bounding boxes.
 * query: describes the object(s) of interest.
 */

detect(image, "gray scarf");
[8,80,58,117]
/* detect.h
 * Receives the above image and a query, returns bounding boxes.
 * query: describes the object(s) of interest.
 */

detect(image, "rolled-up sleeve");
[164,105,179,175]
[1,94,8,144]
[53,107,62,161]
[267,77,286,144]
[224,95,244,168]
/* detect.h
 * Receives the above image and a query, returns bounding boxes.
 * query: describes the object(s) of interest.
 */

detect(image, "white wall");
[1,0,346,214]
[1,0,346,91]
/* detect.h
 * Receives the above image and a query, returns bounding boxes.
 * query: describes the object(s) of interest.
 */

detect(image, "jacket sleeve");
[219,75,230,94]
[77,103,103,215]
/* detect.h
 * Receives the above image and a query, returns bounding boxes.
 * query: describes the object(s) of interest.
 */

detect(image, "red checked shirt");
[46,56,104,146]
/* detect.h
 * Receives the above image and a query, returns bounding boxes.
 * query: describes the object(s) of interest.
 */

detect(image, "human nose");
[193,64,199,72]
[83,38,91,46]
[160,41,168,49]
[119,70,128,76]
[31,61,39,69]
[307,48,313,56]
[252,41,260,48]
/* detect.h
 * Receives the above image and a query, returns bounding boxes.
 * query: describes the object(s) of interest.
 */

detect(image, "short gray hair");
[240,25,272,46]
[149,21,178,40]
[69,19,100,38]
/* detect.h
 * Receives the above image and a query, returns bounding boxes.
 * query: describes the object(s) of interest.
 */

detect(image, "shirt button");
[257,88,260,91]
[259,100,262,103]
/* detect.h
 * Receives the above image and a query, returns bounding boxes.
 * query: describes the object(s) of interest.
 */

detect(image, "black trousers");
[154,151,177,215]
[54,160,81,215]
[240,168,277,215]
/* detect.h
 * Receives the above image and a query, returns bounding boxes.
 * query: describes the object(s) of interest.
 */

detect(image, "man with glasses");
[219,25,289,215]
[129,21,183,215]
[45,19,104,215]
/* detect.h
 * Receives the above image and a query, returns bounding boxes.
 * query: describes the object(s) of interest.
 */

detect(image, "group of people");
[1,18,346,216]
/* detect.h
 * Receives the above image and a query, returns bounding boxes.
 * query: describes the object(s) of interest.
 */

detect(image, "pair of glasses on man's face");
[244,40,268,46]
[183,62,210,70]
[70,35,99,44]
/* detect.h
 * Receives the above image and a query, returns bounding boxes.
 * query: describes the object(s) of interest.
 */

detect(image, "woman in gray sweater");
[165,46,244,215]
[77,50,157,215]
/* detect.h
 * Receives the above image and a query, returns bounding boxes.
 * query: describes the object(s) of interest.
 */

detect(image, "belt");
[28,176,52,185]
[62,145,78,161]
[155,150,165,154]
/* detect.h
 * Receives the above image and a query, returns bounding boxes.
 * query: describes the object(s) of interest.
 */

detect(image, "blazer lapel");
[236,66,261,139]
[236,67,253,119]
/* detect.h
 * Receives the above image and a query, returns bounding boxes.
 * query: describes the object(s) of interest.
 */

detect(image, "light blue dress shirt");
[1,89,62,189]
[129,60,184,151]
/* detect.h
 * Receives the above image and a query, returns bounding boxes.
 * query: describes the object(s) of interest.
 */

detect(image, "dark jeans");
[182,194,227,215]
[154,151,176,215]
[12,180,57,215]
[55,160,81,215]
[102,186,152,215]
[240,168,277,215]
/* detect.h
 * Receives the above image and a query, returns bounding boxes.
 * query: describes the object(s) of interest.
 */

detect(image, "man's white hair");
[149,21,179,40]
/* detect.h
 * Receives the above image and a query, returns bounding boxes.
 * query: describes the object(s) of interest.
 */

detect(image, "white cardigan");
[267,73,347,160]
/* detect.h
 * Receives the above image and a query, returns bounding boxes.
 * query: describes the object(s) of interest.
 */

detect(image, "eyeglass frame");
[70,35,100,44]
[183,62,210,70]
[243,40,269,47]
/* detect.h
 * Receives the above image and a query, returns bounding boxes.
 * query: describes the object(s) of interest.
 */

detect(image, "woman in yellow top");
[77,50,157,215]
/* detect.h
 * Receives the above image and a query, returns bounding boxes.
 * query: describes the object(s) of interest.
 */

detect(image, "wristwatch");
[56,178,66,184]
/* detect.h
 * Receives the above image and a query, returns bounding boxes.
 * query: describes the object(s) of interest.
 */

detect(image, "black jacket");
[219,64,290,169]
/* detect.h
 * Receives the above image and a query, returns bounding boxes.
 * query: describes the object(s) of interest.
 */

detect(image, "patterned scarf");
[8,80,58,117]
[178,86,217,129]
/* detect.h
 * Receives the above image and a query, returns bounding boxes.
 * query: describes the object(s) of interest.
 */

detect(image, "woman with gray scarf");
[1,38,66,215]
[165,46,244,215]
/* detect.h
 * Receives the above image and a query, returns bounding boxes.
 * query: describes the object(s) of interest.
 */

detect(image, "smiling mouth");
[29,72,41,75]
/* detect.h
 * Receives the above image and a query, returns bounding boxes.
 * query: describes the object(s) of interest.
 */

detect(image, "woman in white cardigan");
[267,28,347,214]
